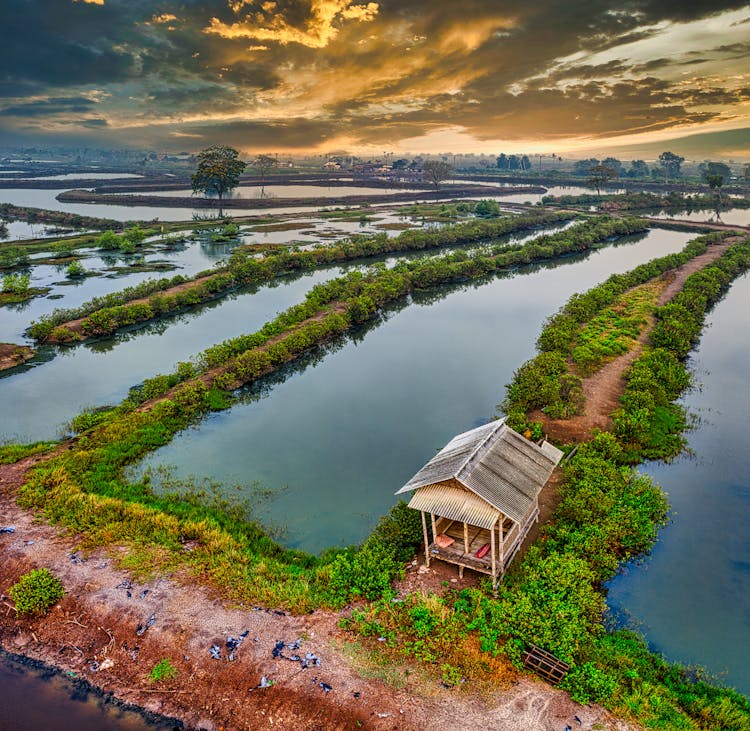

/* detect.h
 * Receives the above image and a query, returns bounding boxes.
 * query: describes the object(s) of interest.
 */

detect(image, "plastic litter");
[226,629,249,661]
[209,645,221,660]
[140,589,149,599]
[271,639,321,668]
[249,675,274,691]
[353,692,361,699]
[0,526,15,534]
[69,552,84,564]
[320,682,332,693]
[115,580,132,590]
[574,717,582,725]
[135,612,156,636]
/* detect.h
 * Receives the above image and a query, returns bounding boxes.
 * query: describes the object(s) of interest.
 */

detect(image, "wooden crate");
[522,644,570,685]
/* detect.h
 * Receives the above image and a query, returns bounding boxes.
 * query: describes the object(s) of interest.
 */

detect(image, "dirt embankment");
[0,461,632,731]
[533,238,737,444]
[56,186,545,210]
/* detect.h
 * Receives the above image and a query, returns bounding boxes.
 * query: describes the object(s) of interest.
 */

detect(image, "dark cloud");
[0,96,97,117]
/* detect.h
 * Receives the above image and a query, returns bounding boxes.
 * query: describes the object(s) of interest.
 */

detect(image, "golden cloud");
[152,13,178,24]
[74,0,104,4]
[206,0,379,48]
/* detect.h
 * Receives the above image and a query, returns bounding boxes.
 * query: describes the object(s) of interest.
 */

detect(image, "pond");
[0,224,570,441]
[0,236,239,344]
[134,229,692,554]
[0,652,177,731]
[607,270,750,696]
[638,207,750,227]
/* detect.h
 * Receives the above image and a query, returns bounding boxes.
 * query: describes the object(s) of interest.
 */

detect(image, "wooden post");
[463,522,469,554]
[430,513,437,541]
[498,516,504,574]
[421,511,430,568]
[490,517,497,591]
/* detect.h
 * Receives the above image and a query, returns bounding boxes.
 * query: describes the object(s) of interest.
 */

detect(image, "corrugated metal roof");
[397,419,563,524]
[407,483,501,530]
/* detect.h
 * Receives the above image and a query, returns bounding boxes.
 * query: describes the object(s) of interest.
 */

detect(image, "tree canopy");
[191,145,246,200]
[422,159,453,189]
[658,151,684,182]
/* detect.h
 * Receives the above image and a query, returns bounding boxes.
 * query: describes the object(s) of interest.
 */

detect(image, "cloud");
[1,0,749,154]
[205,0,379,48]
[0,96,97,117]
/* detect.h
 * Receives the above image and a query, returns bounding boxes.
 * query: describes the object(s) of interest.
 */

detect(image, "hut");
[395,418,562,588]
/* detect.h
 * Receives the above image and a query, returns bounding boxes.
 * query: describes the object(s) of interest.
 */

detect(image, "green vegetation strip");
[543,190,750,212]
[502,232,725,421]
[28,210,574,341]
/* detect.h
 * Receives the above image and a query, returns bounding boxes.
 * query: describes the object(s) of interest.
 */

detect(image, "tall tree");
[587,163,617,197]
[253,153,278,183]
[699,161,731,180]
[520,155,532,171]
[191,145,246,201]
[602,157,623,177]
[253,153,278,197]
[496,153,509,170]
[422,160,453,189]
[703,172,725,211]
[658,151,684,183]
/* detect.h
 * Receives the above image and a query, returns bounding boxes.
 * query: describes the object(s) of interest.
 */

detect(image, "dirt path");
[534,238,736,444]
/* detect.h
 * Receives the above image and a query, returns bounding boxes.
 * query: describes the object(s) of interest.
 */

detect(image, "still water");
[0,653,176,731]
[0,225,570,442]
[135,229,691,553]
[607,271,750,695]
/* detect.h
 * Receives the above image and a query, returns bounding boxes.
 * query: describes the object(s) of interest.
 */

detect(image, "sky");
[1,0,749,159]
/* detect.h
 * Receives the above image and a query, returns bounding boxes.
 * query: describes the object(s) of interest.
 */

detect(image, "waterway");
[134,229,692,554]
[607,269,750,696]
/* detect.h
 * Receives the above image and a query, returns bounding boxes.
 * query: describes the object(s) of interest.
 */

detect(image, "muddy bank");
[56,186,545,211]
[0,649,183,730]
[0,343,34,372]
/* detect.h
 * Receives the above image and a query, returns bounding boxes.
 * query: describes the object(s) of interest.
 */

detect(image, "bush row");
[28,210,574,340]
[127,216,648,406]
[613,236,750,461]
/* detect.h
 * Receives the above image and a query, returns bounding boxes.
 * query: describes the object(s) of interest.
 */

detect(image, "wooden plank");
[463,522,469,554]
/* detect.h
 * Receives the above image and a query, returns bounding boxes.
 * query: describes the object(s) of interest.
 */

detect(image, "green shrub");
[65,261,86,278]
[561,662,617,704]
[2,273,30,294]
[9,568,65,616]
[149,658,178,683]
